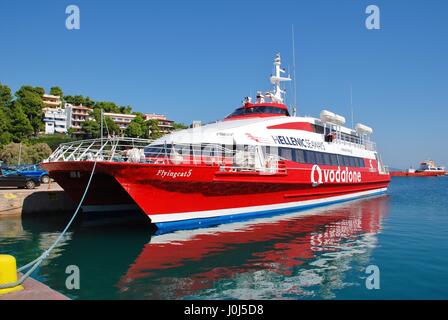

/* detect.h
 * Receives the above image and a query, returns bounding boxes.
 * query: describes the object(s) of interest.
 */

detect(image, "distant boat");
[390,160,446,177]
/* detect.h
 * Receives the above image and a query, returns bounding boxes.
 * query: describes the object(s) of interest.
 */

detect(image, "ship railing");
[333,131,376,151]
[45,138,287,175]
[44,137,153,163]
[143,143,287,175]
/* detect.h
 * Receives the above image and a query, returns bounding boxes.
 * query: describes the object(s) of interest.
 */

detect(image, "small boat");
[390,160,446,177]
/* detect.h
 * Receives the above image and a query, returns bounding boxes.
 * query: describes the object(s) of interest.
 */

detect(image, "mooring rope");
[0,160,98,290]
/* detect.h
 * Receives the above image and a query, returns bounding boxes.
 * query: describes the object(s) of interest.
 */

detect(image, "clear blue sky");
[1,0,447,168]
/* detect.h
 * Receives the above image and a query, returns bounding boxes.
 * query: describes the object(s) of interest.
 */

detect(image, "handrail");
[44,137,287,175]
[45,137,153,163]
[333,131,376,151]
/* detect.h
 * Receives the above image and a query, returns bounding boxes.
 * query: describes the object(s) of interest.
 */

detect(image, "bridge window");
[228,106,290,117]
[279,147,293,161]
[312,124,325,134]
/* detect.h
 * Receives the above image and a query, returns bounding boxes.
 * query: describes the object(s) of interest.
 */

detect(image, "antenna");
[269,54,291,103]
[291,24,298,116]
[100,108,103,141]
[350,84,354,128]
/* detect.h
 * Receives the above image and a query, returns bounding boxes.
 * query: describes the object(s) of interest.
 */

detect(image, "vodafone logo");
[311,165,362,184]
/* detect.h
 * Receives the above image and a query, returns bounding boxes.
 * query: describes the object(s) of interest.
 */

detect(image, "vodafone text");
[311,165,362,184]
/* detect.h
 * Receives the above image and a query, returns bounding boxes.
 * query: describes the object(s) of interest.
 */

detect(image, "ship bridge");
[226,53,292,120]
[225,102,290,120]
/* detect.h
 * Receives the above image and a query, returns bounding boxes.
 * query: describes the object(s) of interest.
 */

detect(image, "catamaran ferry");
[42,54,390,230]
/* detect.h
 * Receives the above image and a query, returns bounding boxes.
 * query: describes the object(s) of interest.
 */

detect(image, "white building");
[42,94,62,108]
[43,108,67,134]
[41,94,66,134]
[65,103,93,135]
[104,112,136,131]
[144,113,174,134]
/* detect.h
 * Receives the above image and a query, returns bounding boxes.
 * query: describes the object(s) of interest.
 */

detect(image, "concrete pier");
[0,273,69,300]
[0,183,75,217]
[0,185,73,300]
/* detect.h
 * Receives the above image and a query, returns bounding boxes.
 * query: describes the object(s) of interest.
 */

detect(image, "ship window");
[338,155,347,166]
[345,156,351,166]
[144,145,165,156]
[323,153,331,165]
[330,154,338,166]
[266,147,364,167]
[228,106,290,117]
[349,157,356,167]
[304,150,316,164]
[279,147,293,161]
[265,146,271,155]
[294,149,305,163]
[359,158,365,167]
[313,125,325,134]
[315,152,324,164]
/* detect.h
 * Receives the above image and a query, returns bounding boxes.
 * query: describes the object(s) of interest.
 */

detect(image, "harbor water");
[0,177,447,299]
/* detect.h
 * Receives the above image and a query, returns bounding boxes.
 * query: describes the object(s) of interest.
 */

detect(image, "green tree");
[0,83,13,144]
[94,101,121,113]
[64,95,95,107]
[173,122,188,130]
[119,105,132,114]
[0,142,52,165]
[30,134,77,151]
[104,116,121,136]
[85,96,95,107]
[15,86,45,136]
[64,95,82,105]
[28,143,52,163]
[125,114,145,137]
[0,82,12,108]
[0,143,31,165]
[50,86,63,97]
[67,127,76,136]
[81,119,100,138]
[9,102,34,142]
[89,108,121,136]
[146,119,162,139]
[0,102,12,144]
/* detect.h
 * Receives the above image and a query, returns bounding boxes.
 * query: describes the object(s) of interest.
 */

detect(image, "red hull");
[42,160,390,224]
[390,171,446,177]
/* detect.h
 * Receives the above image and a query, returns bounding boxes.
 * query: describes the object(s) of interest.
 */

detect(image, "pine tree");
[9,102,34,142]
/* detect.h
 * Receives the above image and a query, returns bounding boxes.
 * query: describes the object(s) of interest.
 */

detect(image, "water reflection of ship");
[18,195,389,299]
[118,195,389,299]
[21,219,152,299]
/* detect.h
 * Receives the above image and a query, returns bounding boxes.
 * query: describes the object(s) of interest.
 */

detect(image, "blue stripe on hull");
[154,190,387,234]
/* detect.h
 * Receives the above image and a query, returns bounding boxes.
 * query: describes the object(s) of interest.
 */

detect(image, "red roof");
[225,102,290,120]
[242,102,289,110]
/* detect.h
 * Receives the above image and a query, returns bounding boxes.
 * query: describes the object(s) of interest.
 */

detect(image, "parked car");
[0,167,41,189]
[16,164,50,183]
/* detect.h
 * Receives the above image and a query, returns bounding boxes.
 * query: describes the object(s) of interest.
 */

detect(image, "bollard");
[0,255,24,294]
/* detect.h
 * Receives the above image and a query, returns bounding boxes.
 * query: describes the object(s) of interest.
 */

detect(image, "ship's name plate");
[156,169,193,179]
[272,135,325,151]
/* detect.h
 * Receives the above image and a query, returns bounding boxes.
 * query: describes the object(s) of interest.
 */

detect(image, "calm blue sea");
[1,177,447,299]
